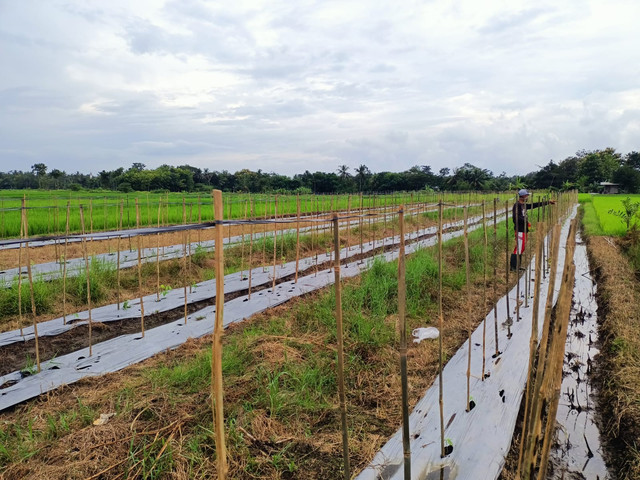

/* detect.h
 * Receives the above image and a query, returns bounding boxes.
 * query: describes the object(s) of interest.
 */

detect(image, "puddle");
[547,232,611,479]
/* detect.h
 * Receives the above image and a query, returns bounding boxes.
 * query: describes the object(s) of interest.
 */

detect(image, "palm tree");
[337,165,350,179]
[355,164,370,192]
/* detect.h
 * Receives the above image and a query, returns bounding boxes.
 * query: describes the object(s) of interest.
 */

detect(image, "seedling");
[160,284,171,297]
[122,300,131,310]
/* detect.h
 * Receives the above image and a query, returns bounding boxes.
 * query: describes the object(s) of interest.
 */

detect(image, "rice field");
[0,189,520,239]
[579,193,640,236]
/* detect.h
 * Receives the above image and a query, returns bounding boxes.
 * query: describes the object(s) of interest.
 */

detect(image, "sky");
[1,0,639,178]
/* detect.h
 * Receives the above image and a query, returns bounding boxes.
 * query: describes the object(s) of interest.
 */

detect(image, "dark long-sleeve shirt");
[512,201,548,233]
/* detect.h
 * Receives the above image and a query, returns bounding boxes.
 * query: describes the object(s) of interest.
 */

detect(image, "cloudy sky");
[1,1,639,177]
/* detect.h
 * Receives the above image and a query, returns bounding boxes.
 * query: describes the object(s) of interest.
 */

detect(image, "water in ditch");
[546,232,611,479]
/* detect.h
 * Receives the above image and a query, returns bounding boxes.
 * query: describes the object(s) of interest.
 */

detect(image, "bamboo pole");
[438,201,446,457]
[211,189,228,480]
[295,195,301,283]
[117,216,121,310]
[522,223,575,478]
[263,197,268,273]
[505,201,512,337]
[156,198,161,302]
[359,192,364,259]
[517,224,561,477]
[538,262,576,477]
[464,207,473,411]
[492,198,500,357]
[333,214,350,479]
[346,195,351,263]
[17,200,24,336]
[272,195,278,290]
[79,206,93,358]
[21,199,40,371]
[240,200,248,280]
[198,194,202,245]
[515,224,545,478]
[183,199,188,324]
[62,202,70,325]
[248,198,254,299]
[481,200,487,379]
[227,198,232,245]
[398,205,411,479]
[136,200,145,336]
[515,195,521,323]
[280,196,285,265]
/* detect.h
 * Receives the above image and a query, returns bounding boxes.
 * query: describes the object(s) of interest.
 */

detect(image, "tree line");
[3,148,639,194]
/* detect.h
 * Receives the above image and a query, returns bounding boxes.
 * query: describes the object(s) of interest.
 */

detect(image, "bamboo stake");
[22,199,40,371]
[538,262,576,476]
[515,195,521,323]
[136,200,145,337]
[18,200,24,336]
[89,199,93,251]
[263,197,268,273]
[248,198,254,299]
[211,189,228,480]
[280,196,285,265]
[62,202,70,325]
[156,198,161,302]
[464,207,473,411]
[295,195,301,283]
[505,201,512,338]
[183,199,188,324]
[79,206,93,358]
[227,198,232,245]
[346,195,351,263]
[272,195,278,290]
[240,200,247,280]
[438,201,446,457]
[481,200,487,379]
[515,224,545,477]
[398,205,411,479]
[517,224,561,477]
[359,192,364,259]
[332,214,350,479]
[492,198,500,357]
[198,194,202,245]
[188,202,193,294]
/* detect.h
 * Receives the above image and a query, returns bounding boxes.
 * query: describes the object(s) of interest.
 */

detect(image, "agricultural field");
[0,189,523,238]
[1,190,619,479]
[579,193,640,236]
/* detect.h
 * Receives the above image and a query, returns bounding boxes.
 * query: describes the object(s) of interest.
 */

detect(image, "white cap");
[518,189,530,197]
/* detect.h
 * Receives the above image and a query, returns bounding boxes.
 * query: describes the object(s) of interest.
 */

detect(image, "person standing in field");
[511,189,555,271]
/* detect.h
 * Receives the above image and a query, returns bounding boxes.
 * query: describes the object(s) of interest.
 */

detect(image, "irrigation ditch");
[0,189,620,480]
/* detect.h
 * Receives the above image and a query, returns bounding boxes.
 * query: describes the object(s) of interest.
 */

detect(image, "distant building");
[600,182,620,194]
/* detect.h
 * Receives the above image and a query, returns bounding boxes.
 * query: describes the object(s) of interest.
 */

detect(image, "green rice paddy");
[578,193,640,236]
[0,190,519,239]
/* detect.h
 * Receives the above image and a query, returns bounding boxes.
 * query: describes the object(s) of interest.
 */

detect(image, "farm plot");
[579,193,640,236]
[0,190,517,239]
[0,191,586,480]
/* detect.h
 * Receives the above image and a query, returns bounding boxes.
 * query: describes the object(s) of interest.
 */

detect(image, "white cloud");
[0,0,639,177]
